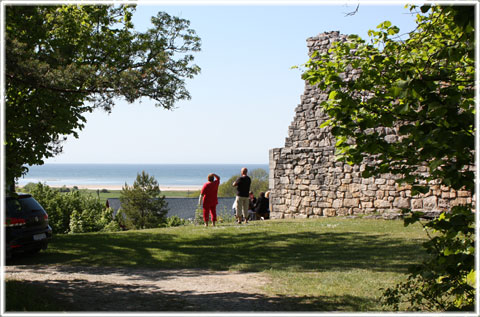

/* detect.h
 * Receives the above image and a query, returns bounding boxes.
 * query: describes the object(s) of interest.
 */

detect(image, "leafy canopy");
[302,5,475,196]
[302,4,475,311]
[5,5,201,187]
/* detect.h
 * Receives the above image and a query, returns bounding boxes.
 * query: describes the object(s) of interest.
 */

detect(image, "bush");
[382,206,475,311]
[164,215,186,227]
[194,206,204,225]
[216,206,236,223]
[23,182,119,234]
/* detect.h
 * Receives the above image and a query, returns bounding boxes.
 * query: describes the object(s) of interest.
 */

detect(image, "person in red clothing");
[200,173,220,227]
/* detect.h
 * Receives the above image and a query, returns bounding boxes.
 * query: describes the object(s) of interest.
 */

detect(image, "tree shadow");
[5,278,379,312]
[6,227,425,274]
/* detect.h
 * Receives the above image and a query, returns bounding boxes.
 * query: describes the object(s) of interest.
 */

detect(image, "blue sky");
[45,1,419,165]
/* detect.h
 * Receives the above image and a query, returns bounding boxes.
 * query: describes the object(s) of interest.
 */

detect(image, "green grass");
[78,189,199,203]
[5,218,428,311]
[5,279,73,311]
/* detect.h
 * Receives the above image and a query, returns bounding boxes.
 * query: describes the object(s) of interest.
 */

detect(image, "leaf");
[328,91,338,100]
[320,120,332,128]
[466,269,475,287]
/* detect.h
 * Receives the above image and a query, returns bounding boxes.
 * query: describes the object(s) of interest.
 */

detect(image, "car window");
[19,197,45,213]
[6,199,22,216]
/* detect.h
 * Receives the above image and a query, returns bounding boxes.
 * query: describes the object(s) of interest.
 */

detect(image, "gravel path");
[5,265,285,312]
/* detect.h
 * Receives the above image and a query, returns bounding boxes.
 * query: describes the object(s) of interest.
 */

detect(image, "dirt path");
[5,265,285,312]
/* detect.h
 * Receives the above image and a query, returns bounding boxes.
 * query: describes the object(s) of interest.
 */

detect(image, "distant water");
[18,164,269,187]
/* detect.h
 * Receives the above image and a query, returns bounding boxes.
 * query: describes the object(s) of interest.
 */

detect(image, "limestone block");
[441,192,451,199]
[458,190,471,197]
[374,200,392,208]
[344,198,360,208]
[361,201,373,208]
[344,164,353,172]
[313,208,323,216]
[411,199,423,210]
[348,183,361,192]
[324,209,336,217]
[271,212,284,219]
[438,199,449,209]
[318,202,332,208]
[423,196,437,210]
[332,199,343,208]
[337,208,349,216]
[393,197,411,209]
[453,198,470,205]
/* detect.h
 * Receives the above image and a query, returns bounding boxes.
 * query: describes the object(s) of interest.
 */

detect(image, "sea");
[17,163,269,188]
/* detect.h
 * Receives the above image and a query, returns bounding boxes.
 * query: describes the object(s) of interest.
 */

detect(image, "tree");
[302,4,475,311]
[120,171,168,229]
[217,168,269,197]
[5,5,201,190]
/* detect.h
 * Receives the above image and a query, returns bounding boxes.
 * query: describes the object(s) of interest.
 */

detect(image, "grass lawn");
[79,189,199,203]
[5,218,428,311]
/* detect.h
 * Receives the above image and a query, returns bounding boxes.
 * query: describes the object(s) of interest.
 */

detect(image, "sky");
[42,1,420,165]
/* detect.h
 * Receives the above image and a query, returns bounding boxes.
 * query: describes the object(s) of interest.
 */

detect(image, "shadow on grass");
[5,277,378,312]
[7,224,425,274]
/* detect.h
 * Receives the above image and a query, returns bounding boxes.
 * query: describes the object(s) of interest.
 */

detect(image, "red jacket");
[201,179,219,206]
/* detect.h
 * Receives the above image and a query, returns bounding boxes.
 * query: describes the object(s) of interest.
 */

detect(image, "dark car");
[5,193,52,259]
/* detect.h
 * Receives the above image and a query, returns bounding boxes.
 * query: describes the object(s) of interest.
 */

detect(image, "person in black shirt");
[232,167,251,224]
[254,192,270,220]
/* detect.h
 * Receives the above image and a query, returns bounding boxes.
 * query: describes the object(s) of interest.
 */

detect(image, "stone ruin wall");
[268,31,473,219]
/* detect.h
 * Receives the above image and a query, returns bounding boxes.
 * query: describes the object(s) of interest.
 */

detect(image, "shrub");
[382,206,475,311]
[24,182,118,234]
[164,216,186,227]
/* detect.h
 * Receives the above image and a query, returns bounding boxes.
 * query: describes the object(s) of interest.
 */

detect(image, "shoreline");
[18,184,201,192]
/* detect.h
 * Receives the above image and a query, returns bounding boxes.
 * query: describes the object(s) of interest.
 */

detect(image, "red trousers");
[203,205,217,222]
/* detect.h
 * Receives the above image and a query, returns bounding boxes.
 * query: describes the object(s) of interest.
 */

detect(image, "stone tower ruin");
[268,31,472,219]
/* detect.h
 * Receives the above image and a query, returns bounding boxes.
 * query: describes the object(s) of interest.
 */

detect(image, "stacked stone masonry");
[268,31,473,219]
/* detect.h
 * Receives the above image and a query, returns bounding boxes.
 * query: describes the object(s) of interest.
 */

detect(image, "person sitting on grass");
[254,192,270,220]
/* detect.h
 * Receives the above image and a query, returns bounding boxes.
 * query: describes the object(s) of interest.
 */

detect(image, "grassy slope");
[6,218,427,311]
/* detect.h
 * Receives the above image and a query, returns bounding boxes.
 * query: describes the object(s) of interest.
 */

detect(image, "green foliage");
[22,182,119,234]
[217,175,239,197]
[194,206,205,225]
[382,206,475,311]
[216,206,236,223]
[302,5,475,311]
[302,5,474,194]
[120,171,168,229]
[5,5,201,189]
[217,168,269,197]
[164,215,187,227]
